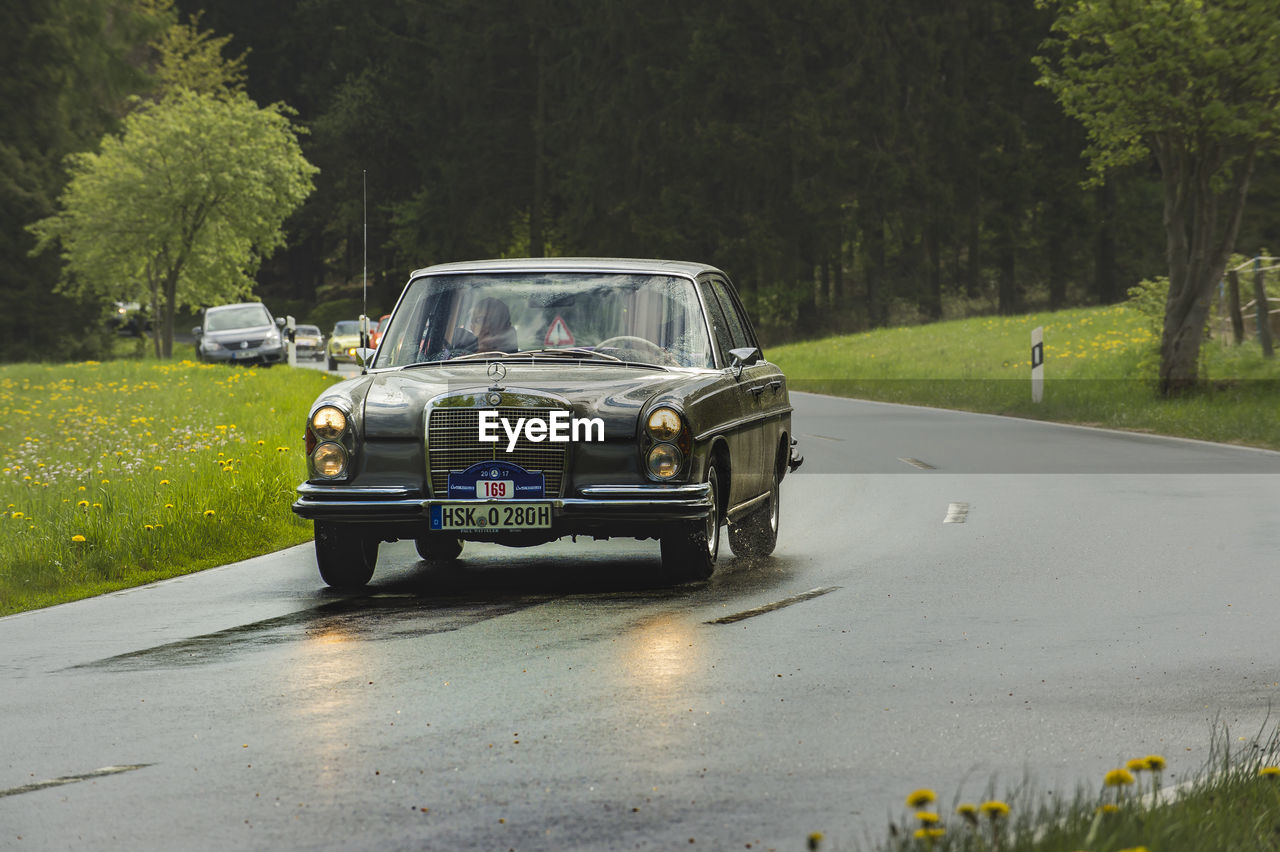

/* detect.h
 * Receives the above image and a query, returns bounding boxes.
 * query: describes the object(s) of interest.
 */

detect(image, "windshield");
[205,305,271,332]
[374,273,715,369]
[332,321,361,335]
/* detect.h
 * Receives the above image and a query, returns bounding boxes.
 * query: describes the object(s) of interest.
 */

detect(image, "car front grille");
[427,406,566,497]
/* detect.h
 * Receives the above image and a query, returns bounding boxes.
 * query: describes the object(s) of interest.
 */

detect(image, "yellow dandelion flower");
[807,833,824,851]
[203,510,216,518]
[144,525,154,532]
[1104,768,1135,787]
[92,502,102,509]
[916,811,940,825]
[913,827,945,840]
[154,466,163,471]
[101,478,109,485]
[1145,755,1166,771]
[165,503,174,510]
[11,511,23,519]
[256,440,265,446]
[1118,847,1149,852]
[78,485,86,491]
[1126,757,1148,773]
[979,801,1010,819]
[1096,803,1120,814]
[77,500,89,508]
[955,803,978,825]
[71,534,86,543]
[160,479,169,486]
[1260,766,1280,778]
[906,789,937,808]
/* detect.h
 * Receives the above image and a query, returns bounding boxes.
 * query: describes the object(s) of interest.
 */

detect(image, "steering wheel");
[594,335,678,366]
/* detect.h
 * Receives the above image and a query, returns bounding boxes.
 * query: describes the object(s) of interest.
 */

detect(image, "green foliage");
[0,359,338,615]
[1036,0,1280,392]
[150,4,248,97]
[28,89,318,357]
[1035,0,1280,182]
[308,298,388,336]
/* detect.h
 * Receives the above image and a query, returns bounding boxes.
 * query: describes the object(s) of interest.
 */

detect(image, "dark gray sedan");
[292,258,801,587]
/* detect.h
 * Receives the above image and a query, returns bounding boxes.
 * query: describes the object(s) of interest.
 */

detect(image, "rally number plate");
[430,502,552,532]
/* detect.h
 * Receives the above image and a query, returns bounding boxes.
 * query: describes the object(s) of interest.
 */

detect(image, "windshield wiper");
[520,347,623,362]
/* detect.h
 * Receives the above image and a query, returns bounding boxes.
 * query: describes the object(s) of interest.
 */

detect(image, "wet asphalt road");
[4,391,1280,850]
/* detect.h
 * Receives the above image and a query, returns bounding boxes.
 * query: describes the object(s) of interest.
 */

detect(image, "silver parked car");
[194,303,287,366]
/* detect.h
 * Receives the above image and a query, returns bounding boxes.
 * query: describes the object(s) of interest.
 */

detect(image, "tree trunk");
[162,272,178,359]
[923,217,943,321]
[1156,145,1256,396]
[528,30,546,259]
[997,196,1019,316]
[1094,181,1117,304]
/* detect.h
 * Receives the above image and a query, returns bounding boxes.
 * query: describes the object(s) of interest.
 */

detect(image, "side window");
[708,278,752,352]
[698,281,734,367]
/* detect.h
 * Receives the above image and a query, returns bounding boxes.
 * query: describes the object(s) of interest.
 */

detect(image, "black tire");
[728,467,780,558]
[660,464,721,582]
[415,535,464,562]
[314,521,378,589]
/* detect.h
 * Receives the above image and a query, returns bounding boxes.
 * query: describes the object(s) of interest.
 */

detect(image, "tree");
[1035,0,1280,394]
[0,0,169,361]
[29,89,317,357]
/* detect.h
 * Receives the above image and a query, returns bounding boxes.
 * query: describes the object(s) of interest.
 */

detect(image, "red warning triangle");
[544,315,575,346]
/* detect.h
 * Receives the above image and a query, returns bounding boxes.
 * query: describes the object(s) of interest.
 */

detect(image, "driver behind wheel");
[468,297,518,353]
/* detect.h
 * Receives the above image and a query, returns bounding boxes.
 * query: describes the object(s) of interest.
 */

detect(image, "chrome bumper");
[291,482,713,525]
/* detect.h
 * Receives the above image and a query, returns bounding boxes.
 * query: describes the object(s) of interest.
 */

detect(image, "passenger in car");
[468,297,518,353]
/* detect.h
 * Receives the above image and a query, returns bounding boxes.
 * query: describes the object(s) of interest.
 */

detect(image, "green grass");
[0,358,338,615]
[852,728,1280,852]
[770,304,1280,451]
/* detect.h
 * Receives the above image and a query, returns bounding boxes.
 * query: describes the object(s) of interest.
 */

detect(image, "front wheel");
[727,469,779,558]
[315,521,378,589]
[660,464,721,582]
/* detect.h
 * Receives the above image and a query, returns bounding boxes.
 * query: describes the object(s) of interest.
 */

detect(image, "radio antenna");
[362,169,368,323]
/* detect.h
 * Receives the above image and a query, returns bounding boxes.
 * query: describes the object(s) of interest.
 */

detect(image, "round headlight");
[312,442,348,478]
[646,407,682,441]
[311,406,347,441]
[646,443,682,479]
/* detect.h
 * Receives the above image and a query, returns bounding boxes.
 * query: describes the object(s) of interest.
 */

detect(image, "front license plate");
[430,502,552,531]
[232,350,255,359]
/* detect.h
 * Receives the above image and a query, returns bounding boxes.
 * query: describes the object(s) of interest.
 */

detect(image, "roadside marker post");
[1031,326,1044,403]
[286,315,297,367]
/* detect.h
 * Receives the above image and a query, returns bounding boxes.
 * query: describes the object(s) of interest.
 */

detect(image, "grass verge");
[848,726,1280,852]
[0,359,338,615]
[770,305,1280,451]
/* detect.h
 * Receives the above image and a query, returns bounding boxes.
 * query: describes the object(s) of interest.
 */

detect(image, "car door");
[698,275,765,503]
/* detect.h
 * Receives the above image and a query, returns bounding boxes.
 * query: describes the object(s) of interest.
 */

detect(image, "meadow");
[770,304,1280,451]
[0,360,337,615]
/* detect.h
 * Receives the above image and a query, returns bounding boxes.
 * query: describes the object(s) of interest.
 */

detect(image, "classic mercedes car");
[292,258,801,588]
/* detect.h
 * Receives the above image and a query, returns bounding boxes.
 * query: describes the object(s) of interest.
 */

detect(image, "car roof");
[207,302,268,312]
[409,257,725,280]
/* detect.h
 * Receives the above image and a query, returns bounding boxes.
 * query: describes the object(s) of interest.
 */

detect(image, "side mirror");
[275,317,286,327]
[728,346,760,378]
[192,327,203,337]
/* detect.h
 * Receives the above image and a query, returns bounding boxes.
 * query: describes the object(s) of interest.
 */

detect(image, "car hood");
[204,324,276,343]
[327,363,715,439]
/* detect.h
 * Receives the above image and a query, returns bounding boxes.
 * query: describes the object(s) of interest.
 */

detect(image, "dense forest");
[5,0,1280,361]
